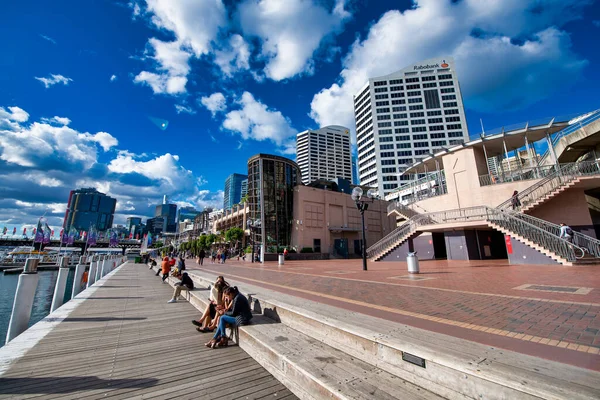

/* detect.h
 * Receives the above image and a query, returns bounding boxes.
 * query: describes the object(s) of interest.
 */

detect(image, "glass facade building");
[178,206,199,222]
[247,154,301,253]
[155,203,177,233]
[62,188,116,232]
[223,173,248,210]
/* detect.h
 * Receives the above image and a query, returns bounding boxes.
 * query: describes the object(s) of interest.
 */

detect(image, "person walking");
[216,249,222,264]
[199,248,206,265]
[511,190,521,210]
[222,248,227,264]
[559,223,574,243]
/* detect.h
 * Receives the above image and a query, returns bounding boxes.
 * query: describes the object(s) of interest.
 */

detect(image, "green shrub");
[300,247,313,253]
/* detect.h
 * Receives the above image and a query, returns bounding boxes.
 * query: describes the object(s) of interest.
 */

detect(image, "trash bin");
[134,256,142,264]
[407,252,419,274]
[278,254,284,266]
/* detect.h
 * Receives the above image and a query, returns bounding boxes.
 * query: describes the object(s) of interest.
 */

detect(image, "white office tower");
[354,57,469,197]
[296,125,352,185]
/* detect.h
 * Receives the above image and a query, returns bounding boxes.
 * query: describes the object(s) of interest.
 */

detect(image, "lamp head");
[351,187,363,201]
[366,189,377,199]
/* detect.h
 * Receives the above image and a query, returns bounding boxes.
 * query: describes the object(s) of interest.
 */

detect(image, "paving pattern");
[0,263,296,400]
[188,257,600,370]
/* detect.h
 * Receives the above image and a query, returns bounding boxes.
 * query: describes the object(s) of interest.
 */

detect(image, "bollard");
[95,255,104,282]
[278,254,284,266]
[50,257,70,313]
[87,256,97,288]
[6,258,40,344]
[72,256,87,299]
[100,256,108,278]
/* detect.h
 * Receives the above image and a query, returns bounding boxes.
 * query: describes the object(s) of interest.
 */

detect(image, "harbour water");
[0,269,75,346]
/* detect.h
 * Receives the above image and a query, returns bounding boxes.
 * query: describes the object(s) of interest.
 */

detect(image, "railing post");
[50,257,70,313]
[87,255,97,288]
[72,256,87,299]
[6,258,39,344]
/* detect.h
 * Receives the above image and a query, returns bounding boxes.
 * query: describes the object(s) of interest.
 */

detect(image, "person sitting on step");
[193,276,230,332]
[167,272,194,303]
[205,286,253,349]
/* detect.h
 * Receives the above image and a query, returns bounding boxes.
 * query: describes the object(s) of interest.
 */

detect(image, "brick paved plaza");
[186,257,600,371]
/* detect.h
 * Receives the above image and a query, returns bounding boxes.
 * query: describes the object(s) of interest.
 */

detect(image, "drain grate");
[514,284,593,295]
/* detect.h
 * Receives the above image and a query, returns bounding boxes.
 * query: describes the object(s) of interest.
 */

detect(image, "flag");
[34,218,44,243]
[2,227,6,235]
[135,233,139,240]
[43,222,51,244]
[147,233,152,246]
[12,227,16,235]
[109,229,119,247]
[68,228,76,245]
[51,229,54,236]
[23,227,27,235]
[87,225,96,246]
[129,233,133,239]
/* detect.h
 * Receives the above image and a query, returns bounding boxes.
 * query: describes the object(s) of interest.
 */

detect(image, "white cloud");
[310,0,590,131]
[34,74,73,88]
[238,0,351,81]
[200,92,227,116]
[0,107,117,169]
[174,104,196,114]
[145,0,227,57]
[0,103,222,227]
[134,71,187,94]
[134,38,191,95]
[110,74,117,82]
[214,34,251,77]
[129,1,142,17]
[222,91,296,146]
[39,34,56,45]
[41,116,71,126]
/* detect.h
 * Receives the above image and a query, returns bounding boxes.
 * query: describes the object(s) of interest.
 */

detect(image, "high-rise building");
[155,196,177,233]
[354,57,469,197]
[146,216,165,236]
[247,154,301,252]
[351,155,359,184]
[126,217,142,238]
[296,125,352,185]
[178,206,199,222]
[223,173,248,210]
[240,179,248,199]
[63,188,117,232]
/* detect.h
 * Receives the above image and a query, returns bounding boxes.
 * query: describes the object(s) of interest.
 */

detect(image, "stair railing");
[496,161,600,210]
[504,211,600,258]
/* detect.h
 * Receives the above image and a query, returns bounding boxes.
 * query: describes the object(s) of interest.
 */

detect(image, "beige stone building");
[291,185,395,256]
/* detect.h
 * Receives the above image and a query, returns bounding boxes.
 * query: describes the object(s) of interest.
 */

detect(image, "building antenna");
[480,118,486,136]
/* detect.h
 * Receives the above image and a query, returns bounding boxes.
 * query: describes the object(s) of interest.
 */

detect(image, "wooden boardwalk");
[0,263,296,400]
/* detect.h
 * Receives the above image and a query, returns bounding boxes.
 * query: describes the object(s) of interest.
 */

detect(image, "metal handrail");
[478,165,558,187]
[539,109,600,165]
[367,205,583,262]
[496,161,600,210]
[505,211,600,258]
[387,170,445,196]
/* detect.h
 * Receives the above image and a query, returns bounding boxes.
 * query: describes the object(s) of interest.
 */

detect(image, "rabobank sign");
[414,60,449,70]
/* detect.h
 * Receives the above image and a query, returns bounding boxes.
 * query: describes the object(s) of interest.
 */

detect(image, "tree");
[206,234,217,247]
[225,227,244,248]
[198,235,207,250]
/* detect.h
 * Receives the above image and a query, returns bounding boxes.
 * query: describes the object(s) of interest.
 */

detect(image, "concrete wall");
[530,188,596,238]
[291,185,396,254]
[505,235,559,265]
[380,233,435,262]
[409,148,545,213]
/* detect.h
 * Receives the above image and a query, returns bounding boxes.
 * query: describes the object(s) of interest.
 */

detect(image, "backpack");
[565,227,574,236]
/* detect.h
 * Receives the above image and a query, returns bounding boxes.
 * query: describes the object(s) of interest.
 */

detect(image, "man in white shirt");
[559,223,574,243]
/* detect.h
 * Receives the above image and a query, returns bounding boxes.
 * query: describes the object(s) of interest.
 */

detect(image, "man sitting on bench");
[167,272,194,303]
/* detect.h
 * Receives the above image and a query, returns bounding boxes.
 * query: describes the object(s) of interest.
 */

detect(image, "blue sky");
[1,0,599,232]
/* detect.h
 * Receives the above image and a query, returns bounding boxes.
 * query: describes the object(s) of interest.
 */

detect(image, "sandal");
[205,337,219,348]
[214,337,229,348]
[196,327,214,333]
[192,320,202,327]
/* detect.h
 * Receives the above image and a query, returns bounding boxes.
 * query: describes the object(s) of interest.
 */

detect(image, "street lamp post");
[246,219,261,263]
[351,187,377,271]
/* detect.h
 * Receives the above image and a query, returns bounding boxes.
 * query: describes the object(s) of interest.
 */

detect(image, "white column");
[50,257,70,312]
[100,256,108,278]
[6,259,40,344]
[87,256,97,287]
[95,255,104,282]
[71,256,87,298]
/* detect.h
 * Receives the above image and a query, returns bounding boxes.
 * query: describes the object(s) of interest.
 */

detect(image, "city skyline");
[1,0,600,231]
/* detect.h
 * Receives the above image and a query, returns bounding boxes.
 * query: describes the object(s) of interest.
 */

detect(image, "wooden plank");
[0,263,294,400]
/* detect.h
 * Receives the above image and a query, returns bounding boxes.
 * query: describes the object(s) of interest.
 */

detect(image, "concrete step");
[240,322,443,400]
[188,268,600,400]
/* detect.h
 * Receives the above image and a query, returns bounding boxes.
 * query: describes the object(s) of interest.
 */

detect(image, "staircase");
[368,206,592,265]
[496,161,600,213]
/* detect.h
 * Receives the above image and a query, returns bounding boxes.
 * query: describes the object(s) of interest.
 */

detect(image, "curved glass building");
[247,154,301,253]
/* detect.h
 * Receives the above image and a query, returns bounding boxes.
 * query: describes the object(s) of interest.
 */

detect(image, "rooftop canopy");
[402,110,597,175]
